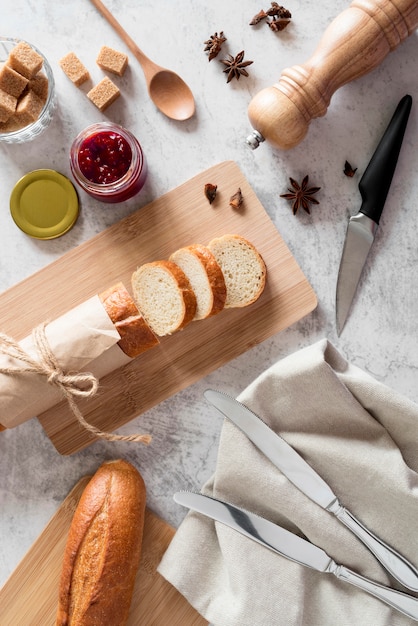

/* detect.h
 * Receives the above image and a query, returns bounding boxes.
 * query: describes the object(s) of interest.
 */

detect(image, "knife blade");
[174,491,418,621]
[204,389,418,591]
[336,94,412,335]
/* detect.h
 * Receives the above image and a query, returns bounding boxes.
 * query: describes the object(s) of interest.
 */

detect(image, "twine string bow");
[0,323,151,444]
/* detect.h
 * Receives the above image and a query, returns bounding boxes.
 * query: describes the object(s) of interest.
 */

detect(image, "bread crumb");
[59,52,90,86]
[96,45,128,76]
[0,88,17,122]
[87,76,120,111]
[8,41,43,79]
[0,63,29,98]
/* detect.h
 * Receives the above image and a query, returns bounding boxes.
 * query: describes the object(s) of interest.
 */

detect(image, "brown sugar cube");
[8,41,43,79]
[0,63,29,98]
[29,72,49,100]
[96,45,128,76]
[0,88,17,122]
[87,76,120,111]
[0,89,44,133]
[59,52,90,87]
[14,89,44,126]
[0,114,26,133]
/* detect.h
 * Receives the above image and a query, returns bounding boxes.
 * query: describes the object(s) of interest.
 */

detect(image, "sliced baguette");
[208,234,266,307]
[169,244,227,320]
[131,260,197,336]
[99,282,159,357]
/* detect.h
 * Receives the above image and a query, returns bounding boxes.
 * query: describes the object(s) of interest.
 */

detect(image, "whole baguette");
[56,459,146,626]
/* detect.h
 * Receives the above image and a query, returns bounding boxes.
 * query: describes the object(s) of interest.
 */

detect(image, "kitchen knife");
[204,389,418,591]
[335,94,412,335]
[174,491,418,621]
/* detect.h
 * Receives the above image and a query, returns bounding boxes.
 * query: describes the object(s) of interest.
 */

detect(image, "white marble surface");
[0,0,417,600]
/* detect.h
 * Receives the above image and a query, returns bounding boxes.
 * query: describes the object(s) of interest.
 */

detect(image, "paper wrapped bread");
[0,283,158,429]
[0,235,266,433]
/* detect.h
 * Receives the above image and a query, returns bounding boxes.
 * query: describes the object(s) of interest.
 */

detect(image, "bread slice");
[169,244,227,320]
[208,234,266,307]
[131,260,197,336]
[99,282,159,357]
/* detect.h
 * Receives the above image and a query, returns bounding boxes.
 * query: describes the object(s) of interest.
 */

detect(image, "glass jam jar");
[69,122,147,203]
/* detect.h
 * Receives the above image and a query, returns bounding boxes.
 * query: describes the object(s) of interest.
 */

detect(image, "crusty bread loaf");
[131,260,197,336]
[169,244,227,320]
[56,459,146,626]
[208,234,266,307]
[99,282,159,357]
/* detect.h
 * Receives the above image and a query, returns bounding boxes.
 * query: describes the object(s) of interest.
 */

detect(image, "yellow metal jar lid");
[10,169,79,239]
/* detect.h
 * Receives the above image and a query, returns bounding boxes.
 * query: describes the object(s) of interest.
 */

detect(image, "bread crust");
[99,282,159,357]
[114,315,159,356]
[131,260,197,335]
[169,244,227,319]
[56,460,146,626]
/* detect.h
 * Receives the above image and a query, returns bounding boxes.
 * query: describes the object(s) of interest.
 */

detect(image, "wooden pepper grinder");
[246,0,418,150]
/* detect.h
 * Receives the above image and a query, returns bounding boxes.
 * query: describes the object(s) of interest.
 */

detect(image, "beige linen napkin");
[158,339,418,626]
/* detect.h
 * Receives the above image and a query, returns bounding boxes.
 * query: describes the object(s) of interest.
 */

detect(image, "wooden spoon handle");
[248,0,418,150]
[89,0,156,76]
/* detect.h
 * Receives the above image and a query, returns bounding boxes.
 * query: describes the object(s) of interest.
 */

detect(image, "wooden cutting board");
[0,161,317,454]
[0,477,208,626]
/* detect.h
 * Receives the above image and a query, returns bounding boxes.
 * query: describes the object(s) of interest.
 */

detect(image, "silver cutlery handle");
[328,501,418,591]
[332,564,418,621]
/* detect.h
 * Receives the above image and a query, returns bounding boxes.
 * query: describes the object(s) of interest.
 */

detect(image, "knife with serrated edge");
[204,389,418,591]
[336,94,412,335]
[174,491,418,621]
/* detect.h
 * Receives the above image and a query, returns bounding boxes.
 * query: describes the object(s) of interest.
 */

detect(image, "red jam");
[78,131,133,185]
[70,123,147,203]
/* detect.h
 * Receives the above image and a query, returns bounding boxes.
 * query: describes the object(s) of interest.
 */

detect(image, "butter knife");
[204,389,418,591]
[175,491,418,621]
[336,94,412,335]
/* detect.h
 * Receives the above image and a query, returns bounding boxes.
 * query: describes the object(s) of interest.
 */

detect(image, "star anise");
[268,15,291,31]
[280,175,321,215]
[249,9,268,25]
[266,2,291,18]
[229,188,244,209]
[250,3,291,30]
[343,160,357,177]
[220,51,253,83]
[204,183,218,204]
[204,32,227,61]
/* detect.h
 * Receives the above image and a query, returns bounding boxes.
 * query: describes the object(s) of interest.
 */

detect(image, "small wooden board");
[0,161,317,453]
[0,477,208,626]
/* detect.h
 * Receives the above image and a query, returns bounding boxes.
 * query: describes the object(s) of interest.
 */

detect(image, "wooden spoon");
[89,0,195,121]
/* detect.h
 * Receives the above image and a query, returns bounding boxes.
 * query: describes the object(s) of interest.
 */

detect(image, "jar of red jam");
[69,122,147,203]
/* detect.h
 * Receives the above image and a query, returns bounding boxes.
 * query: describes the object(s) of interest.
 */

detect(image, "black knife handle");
[359,94,412,224]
